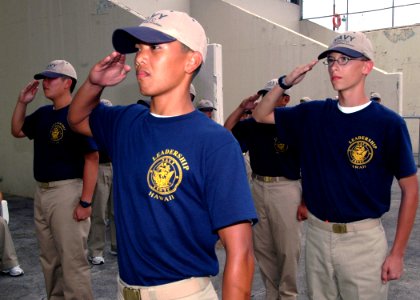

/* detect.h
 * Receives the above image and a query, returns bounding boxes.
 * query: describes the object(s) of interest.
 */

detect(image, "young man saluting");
[254,31,418,300]
[68,10,257,300]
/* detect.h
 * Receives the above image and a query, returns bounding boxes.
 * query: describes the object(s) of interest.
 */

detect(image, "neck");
[149,80,194,116]
[337,85,369,107]
[52,93,72,110]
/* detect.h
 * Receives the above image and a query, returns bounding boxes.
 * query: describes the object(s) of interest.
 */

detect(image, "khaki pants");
[306,213,389,300]
[0,216,19,270]
[88,163,117,256]
[252,177,303,300]
[35,179,93,300]
[118,277,218,300]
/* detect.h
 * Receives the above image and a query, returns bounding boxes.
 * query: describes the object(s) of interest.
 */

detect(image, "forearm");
[224,106,245,131]
[219,222,254,299]
[68,80,103,136]
[222,248,254,299]
[11,100,28,137]
[390,174,419,257]
[80,151,99,202]
[253,85,284,124]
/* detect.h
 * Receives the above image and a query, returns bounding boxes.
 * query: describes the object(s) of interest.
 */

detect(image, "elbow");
[11,127,23,138]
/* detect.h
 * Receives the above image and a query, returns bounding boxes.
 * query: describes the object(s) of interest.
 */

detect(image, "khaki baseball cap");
[112,10,208,62]
[370,92,381,99]
[34,60,77,92]
[257,78,278,96]
[318,31,374,62]
[34,60,77,81]
[196,99,216,111]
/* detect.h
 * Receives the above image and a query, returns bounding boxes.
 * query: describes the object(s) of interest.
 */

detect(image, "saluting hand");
[283,60,318,88]
[240,94,260,111]
[18,80,39,104]
[88,52,131,87]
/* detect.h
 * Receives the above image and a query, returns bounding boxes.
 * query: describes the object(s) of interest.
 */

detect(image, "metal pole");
[346,0,349,31]
[392,0,395,28]
[418,118,420,166]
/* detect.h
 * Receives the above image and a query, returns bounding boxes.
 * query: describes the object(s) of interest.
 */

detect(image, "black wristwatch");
[278,75,293,90]
[79,199,92,208]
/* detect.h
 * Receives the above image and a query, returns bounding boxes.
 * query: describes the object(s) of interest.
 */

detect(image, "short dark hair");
[62,75,77,93]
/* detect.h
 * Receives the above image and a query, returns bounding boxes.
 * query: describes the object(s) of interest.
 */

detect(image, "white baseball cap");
[318,31,374,62]
[34,60,77,81]
[257,78,278,96]
[112,10,207,62]
[196,99,216,111]
[34,60,77,91]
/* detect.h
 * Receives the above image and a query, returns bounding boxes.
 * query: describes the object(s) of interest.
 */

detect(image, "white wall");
[191,0,401,112]
[1,0,142,197]
[110,0,190,17]
[1,0,419,197]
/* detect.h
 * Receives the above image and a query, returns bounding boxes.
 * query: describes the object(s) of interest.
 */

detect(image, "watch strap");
[278,75,293,90]
[79,199,92,208]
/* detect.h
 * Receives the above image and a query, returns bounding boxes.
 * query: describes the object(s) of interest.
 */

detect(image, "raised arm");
[224,94,259,131]
[11,80,39,137]
[68,52,131,136]
[218,222,254,300]
[381,173,418,283]
[253,60,318,124]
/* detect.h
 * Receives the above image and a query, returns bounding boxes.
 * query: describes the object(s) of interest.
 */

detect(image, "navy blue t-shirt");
[232,118,300,179]
[90,104,257,286]
[275,99,417,222]
[22,105,98,182]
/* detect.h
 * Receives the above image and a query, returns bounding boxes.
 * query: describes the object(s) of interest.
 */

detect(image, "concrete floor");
[1,170,419,299]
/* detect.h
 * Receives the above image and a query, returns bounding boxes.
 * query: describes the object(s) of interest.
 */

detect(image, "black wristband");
[79,199,92,208]
[278,75,293,90]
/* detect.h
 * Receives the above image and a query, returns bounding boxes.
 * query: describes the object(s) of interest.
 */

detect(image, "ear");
[362,60,374,75]
[62,77,73,90]
[185,51,203,74]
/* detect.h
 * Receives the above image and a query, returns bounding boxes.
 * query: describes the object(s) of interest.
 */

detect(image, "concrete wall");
[192,0,402,111]
[110,0,189,18]
[1,0,142,197]
[1,0,419,197]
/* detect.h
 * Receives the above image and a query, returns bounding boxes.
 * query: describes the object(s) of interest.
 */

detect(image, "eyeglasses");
[323,56,367,67]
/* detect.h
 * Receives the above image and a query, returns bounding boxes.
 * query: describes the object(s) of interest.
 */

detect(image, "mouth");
[136,70,149,79]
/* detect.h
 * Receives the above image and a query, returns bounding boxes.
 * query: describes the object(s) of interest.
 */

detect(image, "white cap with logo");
[196,99,216,111]
[318,31,374,62]
[112,10,208,62]
[34,60,77,81]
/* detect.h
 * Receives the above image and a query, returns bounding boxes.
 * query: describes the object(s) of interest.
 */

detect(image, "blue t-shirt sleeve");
[204,138,258,231]
[90,103,148,159]
[387,117,417,179]
[22,109,40,139]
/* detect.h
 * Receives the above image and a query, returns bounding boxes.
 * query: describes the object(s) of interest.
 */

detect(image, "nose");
[135,48,147,68]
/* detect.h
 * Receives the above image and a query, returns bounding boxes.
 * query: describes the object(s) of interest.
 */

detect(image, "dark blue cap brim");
[34,71,64,80]
[112,27,176,54]
[318,47,364,60]
[257,90,268,96]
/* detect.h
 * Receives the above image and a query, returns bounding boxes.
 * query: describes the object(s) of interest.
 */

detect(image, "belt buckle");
[39,182,50,188]
[262,176,273,183]
[332,223,347,234]
[123,287,141,300]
